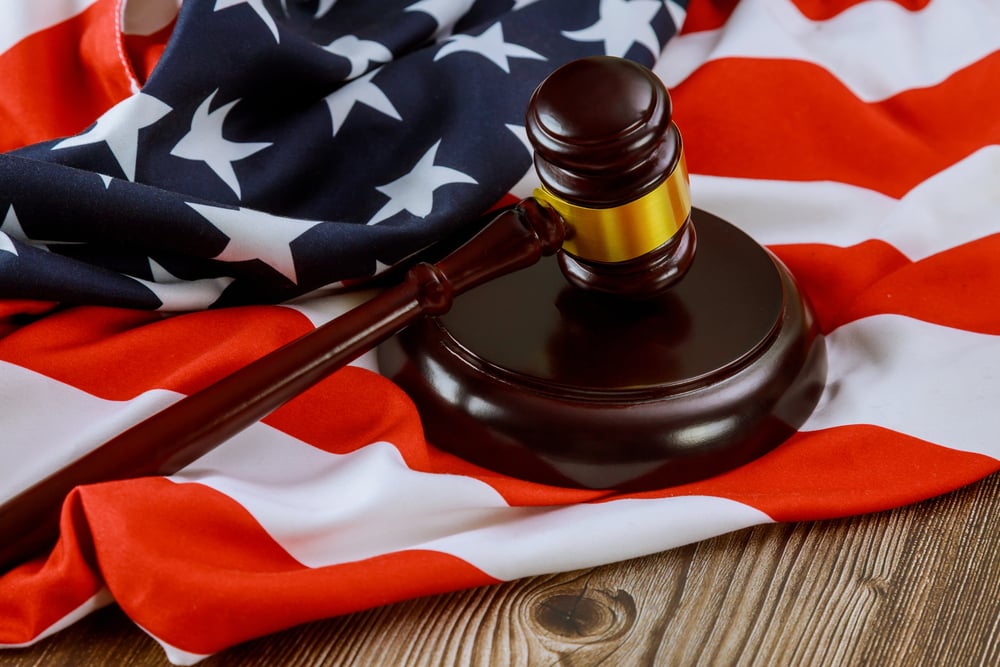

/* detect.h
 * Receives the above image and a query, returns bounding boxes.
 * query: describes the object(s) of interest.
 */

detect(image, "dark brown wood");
[526,55,679,207]
[557,218,697,299]
[4,472,999,666]
[0,200,566,571]
[380,57,827,489]
[380,208,826,490]
[527,55,696,299]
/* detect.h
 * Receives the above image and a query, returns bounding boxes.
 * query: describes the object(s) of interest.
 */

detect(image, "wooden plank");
[2,472,999,666]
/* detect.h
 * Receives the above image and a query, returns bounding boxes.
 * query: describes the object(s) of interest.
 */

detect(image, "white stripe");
[0,297,379,505]
[174,434,772,580]
[0,589,113,648]
[421,495,769,580]
[657,0,1000,102]
[280,289,381,372]
[691,146,1000,260]
[805,314,1000,461]
[0,362,179,505]
[281,288,378,329]
[664,0,687,35]
[0,0,101,56]
[174,438,533,569]
[691,175,897,249]
[138,627,210,667]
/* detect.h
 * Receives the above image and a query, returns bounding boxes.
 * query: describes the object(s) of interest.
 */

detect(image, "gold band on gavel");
[533,151,691,264]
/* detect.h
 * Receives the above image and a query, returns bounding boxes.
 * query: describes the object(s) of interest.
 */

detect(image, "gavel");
[0,56,826,570]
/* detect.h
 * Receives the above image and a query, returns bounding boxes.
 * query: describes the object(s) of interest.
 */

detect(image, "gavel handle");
[0,198,566,571]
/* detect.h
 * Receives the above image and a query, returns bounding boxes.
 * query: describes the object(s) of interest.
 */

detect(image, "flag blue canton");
[0,0,685,309]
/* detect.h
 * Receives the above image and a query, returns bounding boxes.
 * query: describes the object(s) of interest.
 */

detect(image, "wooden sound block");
[379,208,827,490]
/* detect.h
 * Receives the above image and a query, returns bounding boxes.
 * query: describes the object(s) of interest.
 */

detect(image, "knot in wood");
[528,586,636,644]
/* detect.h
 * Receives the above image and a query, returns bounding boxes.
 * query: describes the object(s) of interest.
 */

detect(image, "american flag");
[2,0,999,662]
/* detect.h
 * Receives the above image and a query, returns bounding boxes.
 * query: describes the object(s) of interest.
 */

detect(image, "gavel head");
[526,56,695,299]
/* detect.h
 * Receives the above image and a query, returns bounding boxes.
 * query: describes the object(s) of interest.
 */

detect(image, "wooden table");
[2,471,998,665]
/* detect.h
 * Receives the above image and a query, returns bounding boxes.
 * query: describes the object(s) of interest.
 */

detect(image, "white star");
[506,124,531,153]
[52,93,172,181]
[323,34,393,80]
[325,69,402,136]
[278,0,336,19]
[187,202,322,284]
[563,0,662,58]
[368,140,477,225]
[136,258,236,310]
[1,205,28,243]
[664,0,686,31]
[170,91,272,200]
[512,0,544,9]
[0,204,86,249]
[0,231,17,256]
[504,124,540,198]
[435,23,546,73]
[315,0,337,18]
[405,0,475,39]
[214,0,280,42]
[0,206,23,255]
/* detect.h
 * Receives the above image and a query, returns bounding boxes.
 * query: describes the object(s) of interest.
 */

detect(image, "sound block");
[379,208,827,490]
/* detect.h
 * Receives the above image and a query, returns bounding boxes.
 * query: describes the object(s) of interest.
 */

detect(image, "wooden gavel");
[0,197,567,571]
[0,56,825,570]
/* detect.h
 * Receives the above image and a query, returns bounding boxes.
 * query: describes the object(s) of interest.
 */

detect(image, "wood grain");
[3,471,999,666]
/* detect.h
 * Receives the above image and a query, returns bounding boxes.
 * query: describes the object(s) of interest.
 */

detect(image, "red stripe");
[0,303,439,471]
[0,301,59,339]
[774,241,911,334]
[648,426,1000,522]
[122,19,174,85]
[264,365,435,468]
[774,234,1000,335]
[681,0,931,34]
[0,489,106,644]
[680,0,739,34]
[424,421,1000,516]
[671,51,1000,198]
[792,0,931,21]
[831,234,1000,334]
[0,306,313,399]
[0,0,132,152]
[418,437,604,507]
[79,478,497,654]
